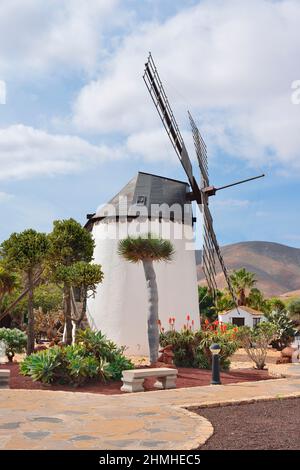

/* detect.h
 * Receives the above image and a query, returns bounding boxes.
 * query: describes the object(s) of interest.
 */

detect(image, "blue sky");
[0,0,299,247]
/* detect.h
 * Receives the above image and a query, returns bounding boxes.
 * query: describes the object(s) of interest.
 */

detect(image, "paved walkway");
[1,372,300,450]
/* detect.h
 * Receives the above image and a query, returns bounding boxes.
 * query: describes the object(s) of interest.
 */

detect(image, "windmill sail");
[143,53,237,307]
[201,196,237,304]
[188,111,238,305]
[143,53,202,202]
[188,111,209,188]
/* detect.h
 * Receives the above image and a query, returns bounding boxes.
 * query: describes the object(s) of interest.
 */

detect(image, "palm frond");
[118,233,175,263]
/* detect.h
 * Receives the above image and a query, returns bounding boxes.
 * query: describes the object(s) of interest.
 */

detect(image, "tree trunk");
[0,271,43,323]
[63,285,73,345]
[26,270,35,355]
[69,287,87,344]
[142,260,159,364]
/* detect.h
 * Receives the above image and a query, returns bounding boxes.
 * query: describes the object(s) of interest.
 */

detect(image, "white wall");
[87,218,200,356]
[219,308,266,328]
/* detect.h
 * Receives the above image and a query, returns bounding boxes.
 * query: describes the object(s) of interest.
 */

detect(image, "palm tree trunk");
[142,260,159,364]
[26,269,35,355]
[63,284,73,345]
[239,289,246,306]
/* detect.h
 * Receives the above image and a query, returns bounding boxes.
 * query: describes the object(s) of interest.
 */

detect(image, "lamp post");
[210,343,221,385]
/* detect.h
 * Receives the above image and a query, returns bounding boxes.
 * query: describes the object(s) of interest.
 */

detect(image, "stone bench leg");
[0,370,10,389]
[121,377,145,393]
[154,375,176,390]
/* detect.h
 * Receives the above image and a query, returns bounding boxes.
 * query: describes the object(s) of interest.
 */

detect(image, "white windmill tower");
[85,171,199,355]
[85,54,264,356]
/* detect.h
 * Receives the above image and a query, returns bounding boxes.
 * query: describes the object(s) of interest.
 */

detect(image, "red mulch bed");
[0,362,272,394]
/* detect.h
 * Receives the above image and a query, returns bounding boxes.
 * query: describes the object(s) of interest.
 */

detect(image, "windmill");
[143,53,264,306]
[84,54,264,355]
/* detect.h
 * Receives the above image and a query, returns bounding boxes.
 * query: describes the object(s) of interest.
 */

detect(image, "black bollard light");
[209,343,221,385]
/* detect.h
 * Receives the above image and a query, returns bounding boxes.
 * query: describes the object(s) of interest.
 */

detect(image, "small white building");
[218,306,267,328]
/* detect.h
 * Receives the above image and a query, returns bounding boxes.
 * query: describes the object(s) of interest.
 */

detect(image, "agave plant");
[76,328,119,362]
[20,328,133,386]
[20,347,62,383]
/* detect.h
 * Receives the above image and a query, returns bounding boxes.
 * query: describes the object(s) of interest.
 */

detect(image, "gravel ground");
[195,398,300,450]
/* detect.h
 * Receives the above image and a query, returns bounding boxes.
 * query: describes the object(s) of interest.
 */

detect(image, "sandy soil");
[229,347,281,369]
[128,348,282,370]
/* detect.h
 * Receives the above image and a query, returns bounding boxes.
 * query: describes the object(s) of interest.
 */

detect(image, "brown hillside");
[196,241,300,297]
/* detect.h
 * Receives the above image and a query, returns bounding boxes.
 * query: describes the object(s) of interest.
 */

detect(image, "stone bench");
[0,370,10,389]
[121,367,178,393]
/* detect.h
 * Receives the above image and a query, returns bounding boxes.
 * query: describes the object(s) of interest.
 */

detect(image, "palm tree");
[230,268,256,306]
[247,287,265,311]
[118,233,174,364]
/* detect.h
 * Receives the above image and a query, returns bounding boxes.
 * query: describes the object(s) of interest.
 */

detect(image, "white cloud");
[0,0,121,75]
[125,128,178,162]
[212,198,251,209]
[73,0,300,173]
[0,81,6,104]
[0,191,13,203]
[0,124,121,180]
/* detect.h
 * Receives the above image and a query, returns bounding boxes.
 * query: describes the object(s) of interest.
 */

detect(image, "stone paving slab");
[0,377,300,450]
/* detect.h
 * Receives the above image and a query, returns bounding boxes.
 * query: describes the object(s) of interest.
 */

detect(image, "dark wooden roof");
[86,172,193,227]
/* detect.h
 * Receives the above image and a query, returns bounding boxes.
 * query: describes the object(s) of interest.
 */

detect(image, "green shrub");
[193,349,210,369]
[160,321,239,370]
[67,355,103,385]
[265,310,297,350]
[160,329,199,367]
[106,354,134,380]
[76,328,134,380]
[0,327,27,361]
[236,322,277,369]
[20,328,134,386]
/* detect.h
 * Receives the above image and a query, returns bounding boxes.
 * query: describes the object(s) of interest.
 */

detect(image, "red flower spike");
[186,314,190,322]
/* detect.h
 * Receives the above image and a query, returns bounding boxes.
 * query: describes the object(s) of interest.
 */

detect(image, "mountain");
[196,241,300,297]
